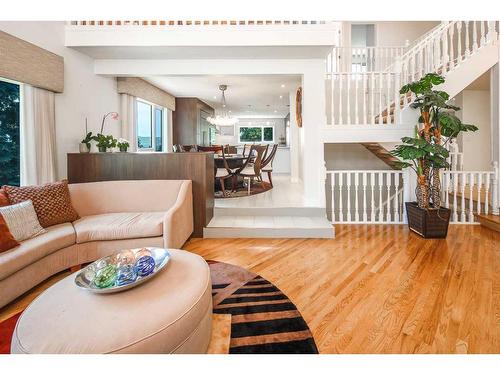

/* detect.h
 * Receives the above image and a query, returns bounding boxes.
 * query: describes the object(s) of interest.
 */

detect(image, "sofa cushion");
[0,200,46,241]
[0,223,76,281]
[0,213,20,253]
[73,212,164,244]
[0,189,9,207]
[3,180,79,228]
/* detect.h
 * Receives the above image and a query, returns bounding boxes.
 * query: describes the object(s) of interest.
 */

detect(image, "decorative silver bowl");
[74,247,170,294]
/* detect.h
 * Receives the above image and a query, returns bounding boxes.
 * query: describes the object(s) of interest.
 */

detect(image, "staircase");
[326,21,500,128]
[361,143,401,170]
[475,214,500,233]
[204,207,334,238]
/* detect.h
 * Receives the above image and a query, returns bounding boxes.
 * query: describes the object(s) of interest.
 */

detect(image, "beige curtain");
[120,93,137,152]
[20,85,57,186]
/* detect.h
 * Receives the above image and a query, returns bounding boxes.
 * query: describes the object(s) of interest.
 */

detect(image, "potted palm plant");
[390,73,478,238]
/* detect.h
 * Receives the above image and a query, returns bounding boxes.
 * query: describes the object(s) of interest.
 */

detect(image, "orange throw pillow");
[0,189,9,207]
[0,213,20,253]
[3,180,79,228]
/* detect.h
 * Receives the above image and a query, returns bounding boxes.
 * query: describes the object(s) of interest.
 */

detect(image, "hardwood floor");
[184,224,500,354]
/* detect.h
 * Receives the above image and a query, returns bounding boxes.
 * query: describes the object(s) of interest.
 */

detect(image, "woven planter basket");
[405,202,451,238]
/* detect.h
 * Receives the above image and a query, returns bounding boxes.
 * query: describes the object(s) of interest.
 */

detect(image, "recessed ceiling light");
[213,96,217,99]
[281,84,285,88]
[228,110,231,113]
[279,95,283,99]
[274,110,277,113]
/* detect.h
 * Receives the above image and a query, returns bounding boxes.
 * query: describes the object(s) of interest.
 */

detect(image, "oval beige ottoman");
[11,249,212,354]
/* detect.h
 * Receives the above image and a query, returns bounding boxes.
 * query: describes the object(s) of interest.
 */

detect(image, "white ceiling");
[145,75,301,118]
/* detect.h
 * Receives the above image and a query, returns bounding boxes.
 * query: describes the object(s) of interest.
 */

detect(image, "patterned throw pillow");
[0,189,9,207]
[0,200,46,242]
[0,213,20,252]
[3,180,79,228]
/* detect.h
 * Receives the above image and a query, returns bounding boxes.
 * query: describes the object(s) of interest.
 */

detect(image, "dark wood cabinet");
[173,98,214,146]
[67,152,214,238]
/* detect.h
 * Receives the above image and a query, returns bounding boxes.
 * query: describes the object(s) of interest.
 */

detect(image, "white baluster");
[465,21,471,57]
[338,173,344,222]
[331,74,335,125]
[394,172,400,222]
[443,171,450,208]
[378,73,383,125]
[469,173,474,223]
[370,172,376,221]
[346,172,352,221]
[442,29,449,73]
[386,173,392,222]
[448,25,455,69]
[456,22,462,63]
[363,73,367,124]
[453,172,459,222]
[338,75,343,124]
[461,173,466,223]
[477,173,482,215]
[331,173,335,222]
[473,21,478,52]
[354,173,360,222]
[347,75,351,124]
[485,172,490,215]
[493,161,499,215]
[371,73,375,125]
[378,172,383,222]
[480,21,486,46]
[354,73,359,124]
[363,172,368,222]
[386,73,391,124]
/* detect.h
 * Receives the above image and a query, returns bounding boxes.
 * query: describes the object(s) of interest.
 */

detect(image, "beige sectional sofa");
[0,179,193,308]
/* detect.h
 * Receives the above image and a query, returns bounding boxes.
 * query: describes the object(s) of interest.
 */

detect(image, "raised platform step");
[204,215,334,239]
[475,214,500,233]
[214,206,326,217]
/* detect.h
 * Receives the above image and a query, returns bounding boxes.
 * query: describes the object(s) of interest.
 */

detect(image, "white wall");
[341,21,440,48]
[0,21,121,179]
[456,90,492,170]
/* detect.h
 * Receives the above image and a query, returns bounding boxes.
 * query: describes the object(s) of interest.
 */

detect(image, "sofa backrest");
[68,180,189,217]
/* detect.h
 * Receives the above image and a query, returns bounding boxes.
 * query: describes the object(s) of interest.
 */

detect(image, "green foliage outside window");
[0,80,20,186]
[263,127,274,141]
[239,126,274,142]
[239,127,262,142]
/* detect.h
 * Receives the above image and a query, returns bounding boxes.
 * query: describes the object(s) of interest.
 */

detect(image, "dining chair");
[173,144,184,153]
[261,144,278,187]
[215,149,238,197]
[237,145,268,196]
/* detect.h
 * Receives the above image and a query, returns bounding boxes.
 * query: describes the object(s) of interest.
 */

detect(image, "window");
[136,99,164,151]
[154,107,163,152]
[238,126,274,143]
[0,79,21,186]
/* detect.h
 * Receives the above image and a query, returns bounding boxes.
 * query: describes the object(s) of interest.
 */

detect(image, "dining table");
[213,154,248,170]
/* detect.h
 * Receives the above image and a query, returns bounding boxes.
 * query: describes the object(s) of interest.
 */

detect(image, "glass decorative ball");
[94,264,118,289]
[116,264,138,286]
[135,255,155,277]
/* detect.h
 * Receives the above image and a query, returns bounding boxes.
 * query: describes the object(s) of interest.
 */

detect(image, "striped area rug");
[209,261,318,354]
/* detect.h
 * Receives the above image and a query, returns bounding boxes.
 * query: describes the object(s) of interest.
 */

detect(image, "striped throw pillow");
[0,200,46,242]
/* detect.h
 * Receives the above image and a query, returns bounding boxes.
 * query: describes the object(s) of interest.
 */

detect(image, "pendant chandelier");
[207,85,239,127]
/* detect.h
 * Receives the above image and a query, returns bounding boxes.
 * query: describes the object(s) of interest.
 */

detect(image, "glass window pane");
[137,101,152,149]
[263,127,274,142]
[239,127,262,142]
[155,108,163,152]
[0,80,20,186]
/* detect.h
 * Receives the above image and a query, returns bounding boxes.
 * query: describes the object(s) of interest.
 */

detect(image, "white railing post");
[493,161,499,215]
[402,168,411,223]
